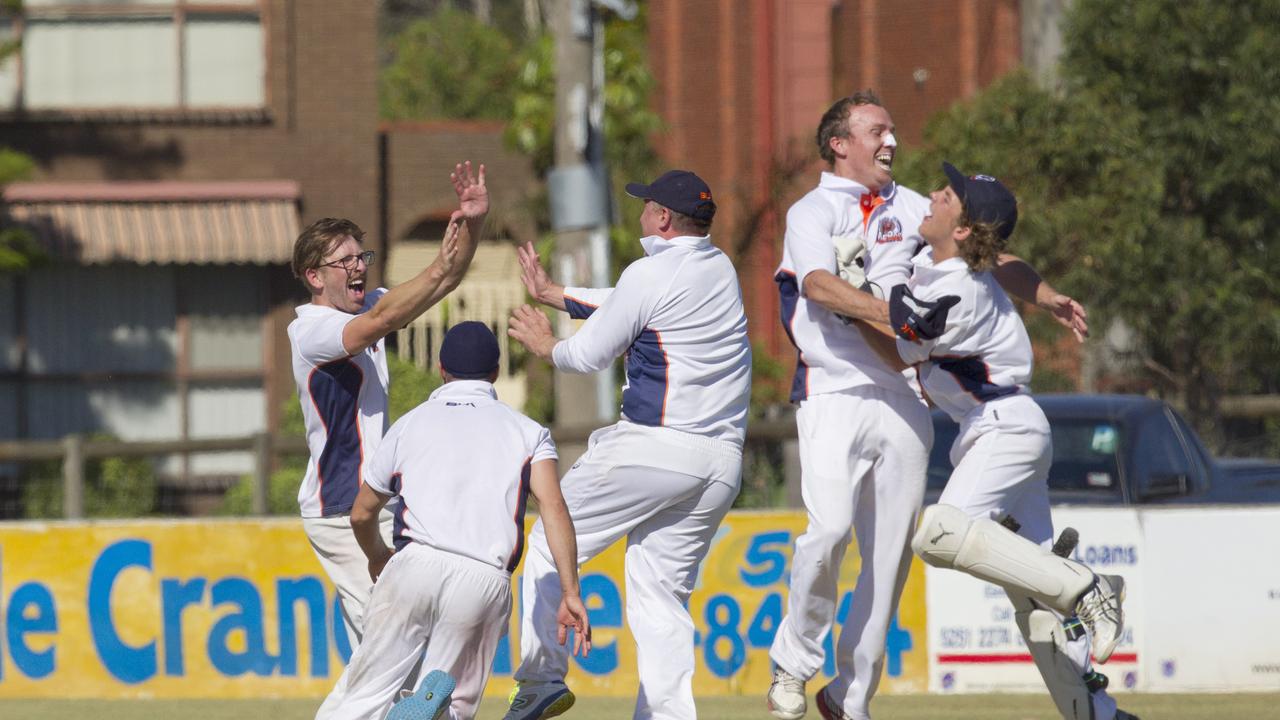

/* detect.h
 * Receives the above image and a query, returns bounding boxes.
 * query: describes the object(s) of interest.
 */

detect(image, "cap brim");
[942,162,968,203]
[624,182,652,200]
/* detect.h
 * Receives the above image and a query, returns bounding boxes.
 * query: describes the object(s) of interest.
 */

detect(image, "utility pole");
[548,0,635,426]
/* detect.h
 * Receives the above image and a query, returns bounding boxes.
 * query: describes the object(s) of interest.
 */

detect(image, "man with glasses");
[287,161,487,678]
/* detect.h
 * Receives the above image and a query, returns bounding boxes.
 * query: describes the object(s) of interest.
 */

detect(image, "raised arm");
[528,458,591,657]
[992,254,1088,342]
[340,161,488,355]
[518,241,567,311]
[342,219,461,354]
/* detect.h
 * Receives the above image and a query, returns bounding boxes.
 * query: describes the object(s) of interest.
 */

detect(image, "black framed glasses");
[318,250,374,271]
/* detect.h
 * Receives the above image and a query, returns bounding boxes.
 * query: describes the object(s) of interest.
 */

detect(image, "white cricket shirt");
[288,289,391,518]
[363,380,557,573]
[775,172,930,402]
[895,249,1039,426]
[555,233,752,446]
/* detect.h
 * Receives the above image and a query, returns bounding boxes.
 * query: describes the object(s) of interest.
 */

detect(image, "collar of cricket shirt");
[639,233,712,256]
[818,171,898,203]
[429,380,499,405]
[911,246,970,281]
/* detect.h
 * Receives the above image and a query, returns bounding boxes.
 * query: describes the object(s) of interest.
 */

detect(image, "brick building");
[646,0,1022,363]
[0,1,533,509]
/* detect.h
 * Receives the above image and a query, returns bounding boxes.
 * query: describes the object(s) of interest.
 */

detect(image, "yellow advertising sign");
[0,513,926,699]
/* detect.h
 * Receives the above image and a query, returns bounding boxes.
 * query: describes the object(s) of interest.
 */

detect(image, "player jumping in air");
[505,170,752,720]
[851,163,1136,720]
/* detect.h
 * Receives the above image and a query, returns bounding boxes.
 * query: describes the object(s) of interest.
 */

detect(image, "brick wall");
[648,0,1023,368]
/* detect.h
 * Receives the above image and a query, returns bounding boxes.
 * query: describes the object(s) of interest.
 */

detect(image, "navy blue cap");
[943,162,1018,240]
[439,321,500,379]
[625,170,717,222]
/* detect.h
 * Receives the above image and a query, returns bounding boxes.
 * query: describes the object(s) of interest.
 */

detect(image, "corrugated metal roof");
[3,181,300,265]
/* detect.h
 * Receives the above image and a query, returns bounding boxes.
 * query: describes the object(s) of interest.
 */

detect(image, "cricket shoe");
[503,680,575,720]
[1114,711,1141,720]
[766,666,806,720]
[387,669,455,720]
[1076,574,1126,663]
[815,685,855,720]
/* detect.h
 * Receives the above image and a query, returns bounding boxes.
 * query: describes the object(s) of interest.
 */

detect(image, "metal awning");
[2,180,300,265]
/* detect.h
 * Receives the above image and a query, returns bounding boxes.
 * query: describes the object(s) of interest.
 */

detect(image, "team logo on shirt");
[876,217,904,244]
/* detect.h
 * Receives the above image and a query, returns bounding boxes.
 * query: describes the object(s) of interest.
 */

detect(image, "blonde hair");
[956,215,1007,272]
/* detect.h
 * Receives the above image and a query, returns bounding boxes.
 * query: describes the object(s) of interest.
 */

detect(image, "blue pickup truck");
[927,394,1280,505]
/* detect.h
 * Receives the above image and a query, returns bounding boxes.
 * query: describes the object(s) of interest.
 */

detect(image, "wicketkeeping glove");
[889,284,960,342]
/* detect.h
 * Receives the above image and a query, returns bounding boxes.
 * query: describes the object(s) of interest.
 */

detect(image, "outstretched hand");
[434,219,461,276]
[450,161,488,220]
[557,593,592,658]
[517,241,558,304]
[1042,293,1089,343]
[508,304,557,361]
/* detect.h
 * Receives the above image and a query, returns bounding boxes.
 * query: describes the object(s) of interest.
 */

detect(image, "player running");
[505,170,752,720]
[316,322,590,720]
[851,163,1136,720]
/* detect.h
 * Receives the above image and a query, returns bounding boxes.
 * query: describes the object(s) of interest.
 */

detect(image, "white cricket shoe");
[503,680,575,720]
[766,666,806,720]
[1077,573,1126,663]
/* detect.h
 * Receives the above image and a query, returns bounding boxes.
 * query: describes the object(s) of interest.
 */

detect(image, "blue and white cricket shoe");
[503,680,575,720]
[387,669,456,720]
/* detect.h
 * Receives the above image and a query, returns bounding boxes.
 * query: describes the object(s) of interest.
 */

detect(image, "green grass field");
[7,693,1278,719]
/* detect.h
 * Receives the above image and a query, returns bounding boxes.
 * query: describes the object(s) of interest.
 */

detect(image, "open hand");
[508,304,557,361]
[434,219,461,275]
[1042,293,1089,342]
[556,593,592,658]
[517,241,558,304]
[450,161,488,220]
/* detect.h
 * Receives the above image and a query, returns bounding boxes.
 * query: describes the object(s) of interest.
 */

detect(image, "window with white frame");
[1,0,265,112]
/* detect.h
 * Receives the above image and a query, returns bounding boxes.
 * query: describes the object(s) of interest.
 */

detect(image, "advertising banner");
[1138,507,1280,692]
[0,512,929,699]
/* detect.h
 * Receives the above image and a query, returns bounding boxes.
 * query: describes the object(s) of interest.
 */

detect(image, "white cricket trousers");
[316,543,512,720]
[515,421,743,720]
[303,509,396,646]
[770,386,931,720]
[942,396,1119,720]
[304,509,396,712]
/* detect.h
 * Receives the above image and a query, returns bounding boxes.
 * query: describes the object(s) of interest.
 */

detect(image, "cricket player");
[505,170,752,720]
[851,162,1136,720]
[768,92,1090,720]
[316,322,590,720]
[288,163,485,678]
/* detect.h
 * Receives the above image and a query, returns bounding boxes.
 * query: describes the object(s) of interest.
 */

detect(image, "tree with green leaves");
[379,8,519,121]
[505,6,664,273]
[896,0,1280,444]
[0,6,43,273]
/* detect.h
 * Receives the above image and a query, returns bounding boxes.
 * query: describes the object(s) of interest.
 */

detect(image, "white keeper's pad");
[911,504,1094,615]
[1017,605,1095,719]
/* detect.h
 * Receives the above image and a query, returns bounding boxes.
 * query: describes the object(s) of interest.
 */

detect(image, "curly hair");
[956,214,1008,272]
[292,217,365,280]
[815,90,884,164]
